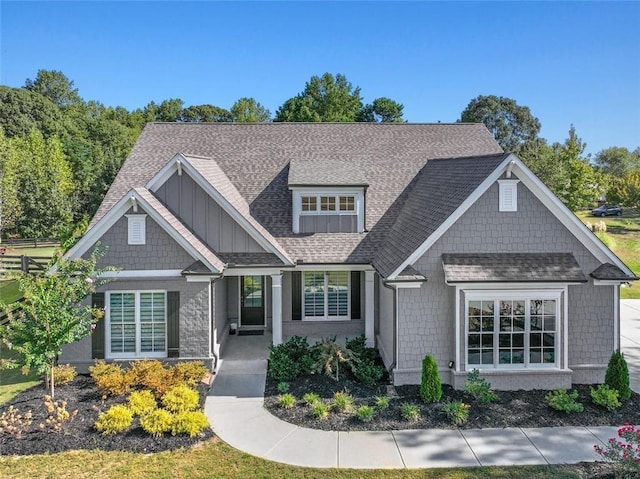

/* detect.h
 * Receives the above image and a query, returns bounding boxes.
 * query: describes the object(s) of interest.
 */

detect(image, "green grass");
[0,439,596,479]
[0,344,42,404]
[577,210,640,299]
[0,279,21,304]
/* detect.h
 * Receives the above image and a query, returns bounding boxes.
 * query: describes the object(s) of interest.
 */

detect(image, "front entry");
[240,276,265,327]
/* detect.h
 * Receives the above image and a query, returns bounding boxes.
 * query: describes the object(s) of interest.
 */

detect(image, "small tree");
[605,350,632,402]
[420,354,442,403]
[0,252,112,398]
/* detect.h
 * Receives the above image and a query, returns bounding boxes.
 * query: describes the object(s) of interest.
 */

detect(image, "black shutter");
[167,291,180,358]
[91,293,105,359]
[350,272,361,320]
[292,271,302,320]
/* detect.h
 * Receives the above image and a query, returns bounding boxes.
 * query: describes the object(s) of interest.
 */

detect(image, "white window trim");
[302,271,351,321]
[291,188,365,233]
[126,214,147,245]
[498,179,519,212]
[105,290,167,359]
[464,289,563,370]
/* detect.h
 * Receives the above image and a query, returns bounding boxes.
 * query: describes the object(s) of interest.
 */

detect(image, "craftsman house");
[61,123,637,389]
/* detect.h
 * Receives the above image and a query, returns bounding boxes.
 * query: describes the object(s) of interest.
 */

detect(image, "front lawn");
[576,210,640,299]
[0,344,41,405]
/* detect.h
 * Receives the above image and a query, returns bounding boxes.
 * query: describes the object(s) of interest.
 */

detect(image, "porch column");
[271,273,283,345]
[365,270,375,347]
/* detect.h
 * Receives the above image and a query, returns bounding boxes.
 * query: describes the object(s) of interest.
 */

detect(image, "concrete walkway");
[205,303,640,469]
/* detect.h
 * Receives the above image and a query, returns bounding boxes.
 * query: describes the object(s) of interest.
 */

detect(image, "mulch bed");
[0,375,213,456]
[264,374,640,432]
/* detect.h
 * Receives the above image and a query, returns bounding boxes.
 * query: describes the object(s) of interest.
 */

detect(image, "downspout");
[209,276,223,373]
[382,281,398,371]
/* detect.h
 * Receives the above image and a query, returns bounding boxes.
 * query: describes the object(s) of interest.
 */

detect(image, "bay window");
[303,271,349,320]
[466,291,560,369]
[107,291,167,358]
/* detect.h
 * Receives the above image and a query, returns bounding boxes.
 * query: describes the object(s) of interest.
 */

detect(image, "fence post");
[21,255,28,273]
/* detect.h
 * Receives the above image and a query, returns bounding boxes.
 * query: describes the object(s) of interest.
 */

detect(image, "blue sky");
[1,1,638,156]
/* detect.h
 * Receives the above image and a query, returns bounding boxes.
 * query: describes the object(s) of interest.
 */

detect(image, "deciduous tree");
[460,95,541,152]
[24,69,82,108]
[594,146,640,178]
[231,97,271,122]
[608,171,640,211]
[357,97,405,123]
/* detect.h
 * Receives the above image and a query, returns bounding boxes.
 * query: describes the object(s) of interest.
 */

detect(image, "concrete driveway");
[621,299,640,393]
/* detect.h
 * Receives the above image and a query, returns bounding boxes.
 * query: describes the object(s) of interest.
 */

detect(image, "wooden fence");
[0,255,50,275]
[1,237,59,248]
[0,297,24,326]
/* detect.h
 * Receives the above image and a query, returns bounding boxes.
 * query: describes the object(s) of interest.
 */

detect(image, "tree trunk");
[49,361,55,398]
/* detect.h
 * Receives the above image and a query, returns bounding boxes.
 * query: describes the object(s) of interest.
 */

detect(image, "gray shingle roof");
[288,158,368,186]
[441,253,588,283]
[93,123,503,272]
[216,252,284,266]
[374,153,510,278]
[590,263,639,281]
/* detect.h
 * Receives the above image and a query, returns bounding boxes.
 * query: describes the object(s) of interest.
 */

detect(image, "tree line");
[0,70,638,241]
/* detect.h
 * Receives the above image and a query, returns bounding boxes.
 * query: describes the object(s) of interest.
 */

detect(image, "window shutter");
[292,272,302,320]
[167,291,180,358]
[350,272,361,320]
[91,293,105,359]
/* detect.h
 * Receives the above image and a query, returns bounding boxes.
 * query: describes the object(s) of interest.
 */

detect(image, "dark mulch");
[264,374,640,432]
[0,375,213,456]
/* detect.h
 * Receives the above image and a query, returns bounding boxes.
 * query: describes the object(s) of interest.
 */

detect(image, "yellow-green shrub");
[172,361,209,387]
[89,361,135,396]
[94,405,133,435]
[162,385,199,413]
[127,390,157,416]
[52,364,77,385]
[140,409,173,437]
[130,360,173,397]
[89,360,122,380]
[171,411,210,437]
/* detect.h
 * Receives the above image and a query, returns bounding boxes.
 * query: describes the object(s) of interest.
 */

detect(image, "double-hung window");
[303,272,349,320]
[300,195,357,215]
[107,291,167,358]
[466,291,560,369]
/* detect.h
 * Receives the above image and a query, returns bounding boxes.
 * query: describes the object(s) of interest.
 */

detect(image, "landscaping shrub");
[605,350,632,401]
[313,337,354,381]
[355,405,375,422]
[161,385,199,413]
[302,392,321,406]
[52,364,77,386]
[590,384,622,411]
[311,401,330,419]
[268,336,315,381]
[172,361,209,387]
[350,357,384,385]
[41,395,78,432]
[594,423,640,479]
[89,362,135,397]
[345,335,377,362]
[0,406,33,438]
[127,390,157,416]
[278,393,296,409]
[131,359,173,398]
[332,391,354,413]
[374,395,390,410]
[94,405,133,435]
[400,403,421,422]
[140,409,173,437]
[420,354,442,403]
[171,411,210,437]
[443,401,470,426]
[464,369,498,403]
[545,389,584,413]
[277,381,290,393]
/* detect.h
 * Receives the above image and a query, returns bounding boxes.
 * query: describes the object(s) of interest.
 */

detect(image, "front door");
[240,276,265,327]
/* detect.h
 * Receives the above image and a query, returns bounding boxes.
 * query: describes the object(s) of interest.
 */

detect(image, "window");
[107,291,166,358]
[498,180,519,212]
[301,196,317,212]
[303,271,349,320]
[466,292,559,368]
[339,196,355,211]
[127,214,147,245]
[320,196,336,211]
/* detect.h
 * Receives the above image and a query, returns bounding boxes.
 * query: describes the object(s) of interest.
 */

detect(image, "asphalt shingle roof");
[590,263,639,281]
[288,158,368,186]
[93,123,504,274]
[441,253,588,283]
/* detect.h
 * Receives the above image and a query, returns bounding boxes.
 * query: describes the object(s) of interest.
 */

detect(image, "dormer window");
[291,190,365,233]
[340,196,355,211]
[302,196,317,212]
[321,196,336,212]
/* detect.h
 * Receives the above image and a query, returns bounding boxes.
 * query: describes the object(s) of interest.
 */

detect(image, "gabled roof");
[91,123,504,266]
[374,153,511,278]
[591,263,639,281]
[442,253,588,283]
[146,153,293,265]
[66,187,225,273]
[288,158,368,187]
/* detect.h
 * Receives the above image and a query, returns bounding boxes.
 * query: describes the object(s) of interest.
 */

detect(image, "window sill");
[458,367,571,375]
[302,317,351,322]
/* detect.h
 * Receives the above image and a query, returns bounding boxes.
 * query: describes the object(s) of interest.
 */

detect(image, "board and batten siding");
[393,177,615,388]
[156,171,266,253]
[299,215,357,233]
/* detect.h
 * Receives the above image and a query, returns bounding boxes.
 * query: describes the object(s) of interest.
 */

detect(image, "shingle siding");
[393,179,615,388]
